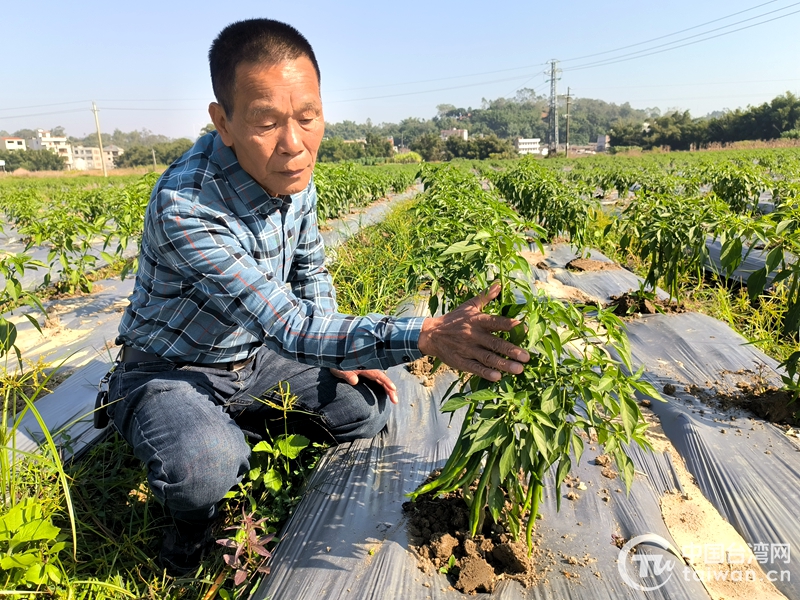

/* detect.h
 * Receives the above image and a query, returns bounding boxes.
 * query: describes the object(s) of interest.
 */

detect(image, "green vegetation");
[2,145,800,595]
[406,165,657,550]
[114,140,194,168]
[610,92,800,150]
[0,149,66,172]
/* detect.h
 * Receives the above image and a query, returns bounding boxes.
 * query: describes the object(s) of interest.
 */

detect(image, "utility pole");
[565,87,571,158]
[546,60,561,155]
[152,148,157,170]
[91,102,108,177]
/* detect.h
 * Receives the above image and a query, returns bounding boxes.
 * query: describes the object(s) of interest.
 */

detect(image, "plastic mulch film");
[252,365,710,600]
[527,245,799,598]
[539,244,671,304]
[620,313,800,599]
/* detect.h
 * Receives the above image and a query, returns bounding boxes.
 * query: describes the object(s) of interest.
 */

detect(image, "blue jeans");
[107,346,389,522]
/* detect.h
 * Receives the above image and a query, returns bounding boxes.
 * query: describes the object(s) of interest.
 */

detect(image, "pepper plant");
[407,168,660,552]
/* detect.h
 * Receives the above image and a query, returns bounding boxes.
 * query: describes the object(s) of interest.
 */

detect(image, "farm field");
[2,149,800,598]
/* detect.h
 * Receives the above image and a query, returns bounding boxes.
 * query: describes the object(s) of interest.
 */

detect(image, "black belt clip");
[93,351,121,429]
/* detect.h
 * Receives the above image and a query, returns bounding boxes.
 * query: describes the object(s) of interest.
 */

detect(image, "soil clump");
[565,258,622,272]
[406,356,457,387]
[608,291,686,317]
[685,369,799,425]
[403,489,549,594]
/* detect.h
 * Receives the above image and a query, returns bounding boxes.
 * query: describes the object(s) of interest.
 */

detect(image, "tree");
[0,149,65,171]
[364,132,392,158]
[609,119,645,148]
[115,139,193,167]
[410,133,445,162]
[317,137,365,162]
[199,123,216,137]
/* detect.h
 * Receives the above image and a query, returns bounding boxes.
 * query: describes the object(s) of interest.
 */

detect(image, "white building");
[27,129,73,168]
[597,135,611,152]
[103,145,124,169]
[72,145,125,171]
[1,137,26,151]
[72,146,103,170]
[515,138,541,155]
[440,128,468,141]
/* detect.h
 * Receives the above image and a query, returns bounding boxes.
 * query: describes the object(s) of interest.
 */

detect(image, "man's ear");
[209,102,234,147]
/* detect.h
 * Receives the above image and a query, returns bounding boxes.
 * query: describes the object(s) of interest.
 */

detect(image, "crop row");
[0,163,418,361]
[487,151,800,395]
[404,165,655,549]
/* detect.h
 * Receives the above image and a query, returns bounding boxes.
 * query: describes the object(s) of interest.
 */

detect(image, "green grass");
[327,198,418,316]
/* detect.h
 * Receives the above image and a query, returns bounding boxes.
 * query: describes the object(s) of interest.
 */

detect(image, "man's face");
[209,56,324,196]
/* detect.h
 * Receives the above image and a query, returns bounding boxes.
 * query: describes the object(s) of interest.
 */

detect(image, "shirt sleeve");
[286,180,338,316]
[151,189,425,370]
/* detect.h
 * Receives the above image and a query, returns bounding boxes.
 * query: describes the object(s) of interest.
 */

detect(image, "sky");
[1,0,799,140]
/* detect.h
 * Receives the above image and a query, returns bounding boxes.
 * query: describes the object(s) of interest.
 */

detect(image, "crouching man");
[106,18,529,576]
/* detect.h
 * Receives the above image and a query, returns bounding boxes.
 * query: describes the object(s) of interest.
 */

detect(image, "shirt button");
[402,355,411,362]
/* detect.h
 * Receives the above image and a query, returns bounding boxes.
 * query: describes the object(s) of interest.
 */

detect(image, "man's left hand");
[330,368,398,404]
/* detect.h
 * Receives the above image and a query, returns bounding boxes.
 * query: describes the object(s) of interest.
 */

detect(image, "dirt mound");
[608,291,685,316]
[566,258,622,272]
[685,370,799,425]
[406,356,457,387]
[403,490,551,594]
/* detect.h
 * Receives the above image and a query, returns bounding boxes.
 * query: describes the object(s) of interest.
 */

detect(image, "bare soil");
[403,488,552,594]
[406,356,458,387]
[685,369,799,425]
[608,291,686,317]
[565,258,622,272]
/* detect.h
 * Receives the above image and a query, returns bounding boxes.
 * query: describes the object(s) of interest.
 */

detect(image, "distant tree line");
[114,139,194,168]
[0,149,65,171]
[610,92,800,151]
[323,90,655,155]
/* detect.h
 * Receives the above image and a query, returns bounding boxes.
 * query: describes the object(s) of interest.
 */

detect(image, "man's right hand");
[417,283,530,382]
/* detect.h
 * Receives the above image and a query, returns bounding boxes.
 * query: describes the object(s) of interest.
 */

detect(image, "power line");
[324,72,546,104]
[326,0,796,97]
[0,100,89,112]
[0,108,87,121]
[559,0,785,63]
[565,6,800,72]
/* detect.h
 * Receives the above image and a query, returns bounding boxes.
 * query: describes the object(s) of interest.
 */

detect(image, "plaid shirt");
[117,132,424,369]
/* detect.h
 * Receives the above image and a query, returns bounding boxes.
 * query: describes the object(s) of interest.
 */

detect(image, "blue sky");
[2,0,799,139]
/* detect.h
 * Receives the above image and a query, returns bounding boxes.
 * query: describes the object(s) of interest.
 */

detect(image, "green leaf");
[467,419,503,456]
[498,439,517,480]
[252,441,274,454]
[555,455,571,489]
[596,375,615,394]
[746,268,768,302]
[467,389,501,402]
[441,394,472,413]
[540,385,558,414]
[25,562,47,585]
[765,246,783,273]
[263,468,283,493]
[528,422,549,460]
[571,432,585,465]
[276,434,310,460]
[11,519,60,544]
[776,219,793,235]
[619,395,638,438]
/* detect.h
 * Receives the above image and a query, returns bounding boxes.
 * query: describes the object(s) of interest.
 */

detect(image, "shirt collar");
[209,131,285,215]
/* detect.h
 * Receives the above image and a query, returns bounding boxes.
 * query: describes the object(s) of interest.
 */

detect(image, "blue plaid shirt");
[117,132,424,369]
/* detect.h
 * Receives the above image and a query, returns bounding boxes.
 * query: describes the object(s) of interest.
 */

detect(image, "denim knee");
[152,424,251,515]
[322,379,390,443]
[109,368,252,517]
